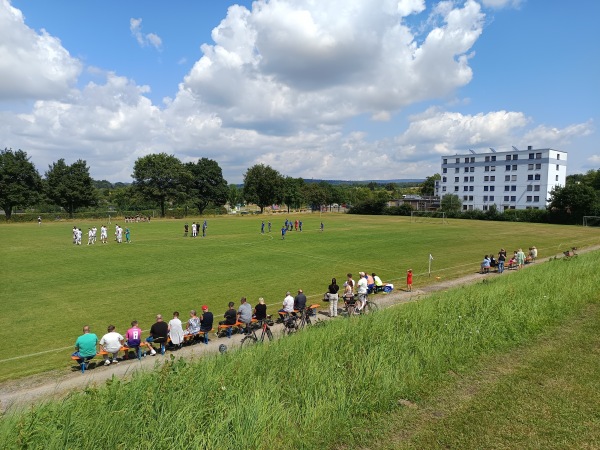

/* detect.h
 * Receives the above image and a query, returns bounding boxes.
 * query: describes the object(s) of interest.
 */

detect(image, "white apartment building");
[435,146,567,211]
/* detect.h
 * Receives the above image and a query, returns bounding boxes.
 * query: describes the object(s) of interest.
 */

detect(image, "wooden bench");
[217,321,243,338]
[183,328,214,345]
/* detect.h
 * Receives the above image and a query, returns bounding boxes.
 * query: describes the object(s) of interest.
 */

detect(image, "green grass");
[0,214,598,381]
[0,240,599,449]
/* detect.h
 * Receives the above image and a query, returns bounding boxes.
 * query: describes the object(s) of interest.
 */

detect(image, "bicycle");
[240,317,274,347]
[297,304,319,329]
[343,295,357,316]
[279,311,299,336]
[358,298,379,315]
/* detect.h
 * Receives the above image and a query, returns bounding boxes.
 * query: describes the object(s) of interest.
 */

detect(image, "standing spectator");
[73,325,98,366]
[356,272,368,312]
[168,311,185,349]
[146,314,169,356]
[529,246,538,262]
[125,227,131,244]
[261,221,265,234]
[294,220,299,231]
[38,216,42,226]
[516,248,526,270]
[343,273,355,301]
[497,249,506,273]
[299,221,303,232]
[254,298,267,321]
[406,269,413,292]
[192,222,197,238]
[320,222,324,232]
[294,289,307,312]
[99,325,124,366]
[202,220,207,237]
[237,297,253,335]
[184,223,189,237]
[327,278,340,317]
[268,221,272,233]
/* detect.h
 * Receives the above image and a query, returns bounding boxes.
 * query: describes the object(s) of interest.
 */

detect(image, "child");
[406,269,413,292]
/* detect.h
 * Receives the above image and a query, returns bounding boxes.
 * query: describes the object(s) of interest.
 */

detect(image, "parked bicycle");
[240,316,274,347]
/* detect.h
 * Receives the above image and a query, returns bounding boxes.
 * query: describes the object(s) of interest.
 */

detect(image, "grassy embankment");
[0,215,597,381]
[0,247,599,449]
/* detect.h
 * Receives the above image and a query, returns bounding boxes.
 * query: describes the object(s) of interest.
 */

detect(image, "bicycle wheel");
[240,336,257,348]
[365,300,379,313]
[266,328,274,341]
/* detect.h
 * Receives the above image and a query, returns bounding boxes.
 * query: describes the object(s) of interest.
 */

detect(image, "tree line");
[0,148,420,220]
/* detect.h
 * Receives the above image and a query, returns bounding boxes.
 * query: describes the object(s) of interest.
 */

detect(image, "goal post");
[410,211,448,224]
[583,216,600,227]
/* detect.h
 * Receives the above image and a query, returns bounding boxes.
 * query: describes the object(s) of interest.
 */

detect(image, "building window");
[556,164,560,170]
[510,206,516,210]
[527,185,533,191]
[556,175,559,181]
[526,196,532,202]
[536,153,542,159]
[470,176,474,182]
[528,174,533,180]
[528,164,534,170]
[443,168,447,174]
[511,196,516,202]
[513,155,518,160]
[483,205,488,211]
[505,175,510,181]
[455,177,459,182]
[505,165,511,171]
[469,186,474,191]
[469,195,473,201]
[464,167,469,173]
[470,157,475,163]
[485,156,490,162]
[442,186,446,192]
[535,163,541,170]
[491,155,496,161]
[464,177,469,182]
[470,167,475,173]
[504,196,509,201]
[463,195,468,201]
[443,158,448,164]
[442,177,447,182]
[557,154,561,160]
[490,186,495,191]
[456,158,460,163]
[454,186,459,192]
[484,166,489,172]
[535,174,541,181]
[534,185,540,191]
[529,153,534,159]
[484,176,489,181]
[490,176,495,181]
[490,196,494,201]
[464,186,469,191]
[491,166,496,172]
[511,185,516,191]
[483,195,488,202]
[534,196,540,202]
[506,155,511,161]
[511,175,517,181]
[504,186,510,191]
[465,157,469,163]
[484,186,489,192]
[462,205,467,211]
[512,165,517,171]
[455,168,459,173]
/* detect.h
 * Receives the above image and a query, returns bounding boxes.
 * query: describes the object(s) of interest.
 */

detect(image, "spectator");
[146,314,169,356]
[254,298,267,321]
[497,250,506,273]
[406,269,413,292]
[280,291,295,314]
[516,248,526,270]
[294,289,307,312]
[327,278,340,317]
[73,325,98,366]
[372,273,383,291]
[356,272,368,312]
[125,320,143,358]
[481,255,491,274]
[366,273,375,293]
[168,311,185,349]
[199,305,213,344]
[99,325,124,366]
[237,297,253,335]
[222,302,237,326]
[185,310,201,336]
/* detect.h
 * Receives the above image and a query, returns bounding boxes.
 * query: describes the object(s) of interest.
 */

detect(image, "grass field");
[0,213,598,381]
[1,243,599,449]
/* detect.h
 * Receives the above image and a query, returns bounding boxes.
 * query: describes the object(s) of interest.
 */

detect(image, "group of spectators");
[325,272,385,317]
[481,246,537,274]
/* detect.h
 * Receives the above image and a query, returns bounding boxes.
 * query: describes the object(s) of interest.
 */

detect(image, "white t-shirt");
[100,331,124,353]
[282,295,294,312]
[357,277,368,295]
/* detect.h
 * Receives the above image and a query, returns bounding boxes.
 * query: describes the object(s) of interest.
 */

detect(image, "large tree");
[184,158,228,214]
[282,176,305,212]
[132,153,184,217]
[242,164,284,213]
[0,148,42,220]
[420,173,441,196]
[440,193,462,212]
[548,183,599,224]
[45,159,96,218]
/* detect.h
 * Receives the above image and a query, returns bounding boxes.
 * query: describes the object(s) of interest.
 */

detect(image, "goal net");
[410,211,448,224]
[583,216,600,227]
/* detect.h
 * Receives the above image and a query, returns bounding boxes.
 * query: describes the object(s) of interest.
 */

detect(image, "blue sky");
[1,0,598,183]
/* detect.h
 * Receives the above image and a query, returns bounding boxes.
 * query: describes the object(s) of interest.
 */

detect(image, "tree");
[45,159,96,218]
[184,158,228,214]
[548,183,599,224]
[132,153,185,218]
[303,183,328,211]
[440,194,462,212]
[282,177,305,212]
[242,164,284,213]
[420,173,441,196]
[0,148,42,220]
[227,185,243,211]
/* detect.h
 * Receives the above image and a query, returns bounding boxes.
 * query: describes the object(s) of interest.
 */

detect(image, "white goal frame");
[410,211,448,224]
[583,216,600,227]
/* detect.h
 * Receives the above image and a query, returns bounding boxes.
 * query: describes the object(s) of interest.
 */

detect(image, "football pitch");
[0,213,598,381]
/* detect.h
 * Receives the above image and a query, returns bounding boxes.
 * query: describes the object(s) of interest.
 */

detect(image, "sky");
[1,0,598,184]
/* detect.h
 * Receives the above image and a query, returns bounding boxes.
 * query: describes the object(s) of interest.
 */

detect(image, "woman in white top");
[168,311,185,348]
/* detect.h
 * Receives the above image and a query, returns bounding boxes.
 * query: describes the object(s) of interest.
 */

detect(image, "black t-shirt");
[254,303,267,320]
[224,309,237,325]
[200,311,213,330]
[150,321,169,339]
[328,284,339,294]
[294,293,307,310]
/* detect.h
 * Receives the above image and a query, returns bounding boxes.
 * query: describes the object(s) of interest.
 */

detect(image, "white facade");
[435,147,567,212]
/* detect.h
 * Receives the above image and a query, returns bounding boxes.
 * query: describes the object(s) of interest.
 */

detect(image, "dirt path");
[1,246,595,413]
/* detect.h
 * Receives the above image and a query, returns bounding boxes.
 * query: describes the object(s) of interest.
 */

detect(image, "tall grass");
[1,250,598,449]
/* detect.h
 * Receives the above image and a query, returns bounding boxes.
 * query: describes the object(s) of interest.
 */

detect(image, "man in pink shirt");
[125,320,144,359]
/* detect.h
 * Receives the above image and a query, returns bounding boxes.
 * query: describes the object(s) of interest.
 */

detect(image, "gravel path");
[0,245,595,413]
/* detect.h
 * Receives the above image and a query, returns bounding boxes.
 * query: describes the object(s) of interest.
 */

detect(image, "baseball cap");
[202,305,208,311]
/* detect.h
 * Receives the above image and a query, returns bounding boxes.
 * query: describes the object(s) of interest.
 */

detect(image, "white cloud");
[130,17,162,50]
[0,0,81,100]
[523,121,594,148]
[479,0,523,9]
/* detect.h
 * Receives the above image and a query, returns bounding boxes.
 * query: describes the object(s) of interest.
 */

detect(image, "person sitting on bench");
[99,324,124,366]
[146,314,168,356]
[73,325,98,365]
[199,305,213,344]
